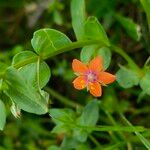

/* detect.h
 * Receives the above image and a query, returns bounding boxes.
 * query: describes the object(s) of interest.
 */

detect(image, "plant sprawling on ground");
[0,0,150,149]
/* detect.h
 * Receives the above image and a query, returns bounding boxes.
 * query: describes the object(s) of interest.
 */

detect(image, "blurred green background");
[0,0,150,149]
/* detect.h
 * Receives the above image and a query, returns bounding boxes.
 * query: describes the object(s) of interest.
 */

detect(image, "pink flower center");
[86,70,98,82]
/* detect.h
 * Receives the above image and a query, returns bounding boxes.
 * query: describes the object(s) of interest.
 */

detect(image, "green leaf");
[116,66,140,88]
[0,62,8,71]
[76,144,90,150]
[0,100,6,130]
[40,90,49,104]
[12,51,36,65]
[49,108,75,122]
[31,28,72,56]
[12,51,51,89]
[61,136,79,150]
[140,0,150,30]
[53,10,63,25]
[0,79,3,90]
[80,46,111,70]
[73,128,88,143]
[47,146,60,150]
[51,124,69,134]
[140,70,150,95]
[84,16,110,46]
[49,108,76,134]
[19,62,50,89]
[78,100,99,126]
[5,67,48,115]
[71,0,86,40]
[49,108,75,124]
[74,100,99,142]
[80,45,96,64]
[115,14,141,41]
[97,47,111,69]
[10,102,21,118]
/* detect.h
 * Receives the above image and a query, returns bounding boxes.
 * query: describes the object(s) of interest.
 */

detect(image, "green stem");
[84,125,145,132]
[44,87,81,108]
[111,45,141,72]
[89,135,102,147]
[13,56,38,69]
[105,111,126,141]
[37,56,42,93]
[119,113,150,150]
[127,142,133,150]
[0,40,142,79]
[13,40,100,69]
[43,40,101,59]
[12,41,141,73]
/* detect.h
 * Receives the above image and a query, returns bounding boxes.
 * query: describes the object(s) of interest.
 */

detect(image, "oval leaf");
[71,0,86,40]
[80,46,111,69]
[80,45,97,63]
[140,70,150,95]
[84,16,110,46]
[74,100,99,142]
[5,67,48,115]
[12,51,51,89]
[77,100,99,126]
[140,0,150,30]
[97,47,111,70]
[115,14,141,41]
[12,51,37,65]
[31,29,72,56]
[0,100,6,130]
[116,66,140,88]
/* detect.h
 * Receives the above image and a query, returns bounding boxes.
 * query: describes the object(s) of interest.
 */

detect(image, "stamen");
[90,86,95,90]
[86,71,98,82]
[80,80,85,84]
[81,85,85,88]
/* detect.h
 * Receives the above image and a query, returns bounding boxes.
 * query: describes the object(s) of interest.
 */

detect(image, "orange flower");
[72,56,116,97]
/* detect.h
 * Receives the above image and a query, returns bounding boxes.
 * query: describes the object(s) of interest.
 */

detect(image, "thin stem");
[13,40,100,69]
[37,56,42,93]
[44,87,81,108]
[144,56,150,67]
[5,40,141,73]
[111,45,142,74]
[13,56,38,69]
[108,131,120,143]
[85,125,145,132]
[119,113,150,150]
[0,40,142,80]
[43,40,101,59]
[105,111,126,141]
[127,142,133,150]
[89,135,102,147]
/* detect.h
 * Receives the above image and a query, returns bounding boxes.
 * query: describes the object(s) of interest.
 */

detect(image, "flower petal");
[98,72,116,84]
[73,76,87,90]
[72,59,88,74]
[88,56,103,72]
[89,82,102,97]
